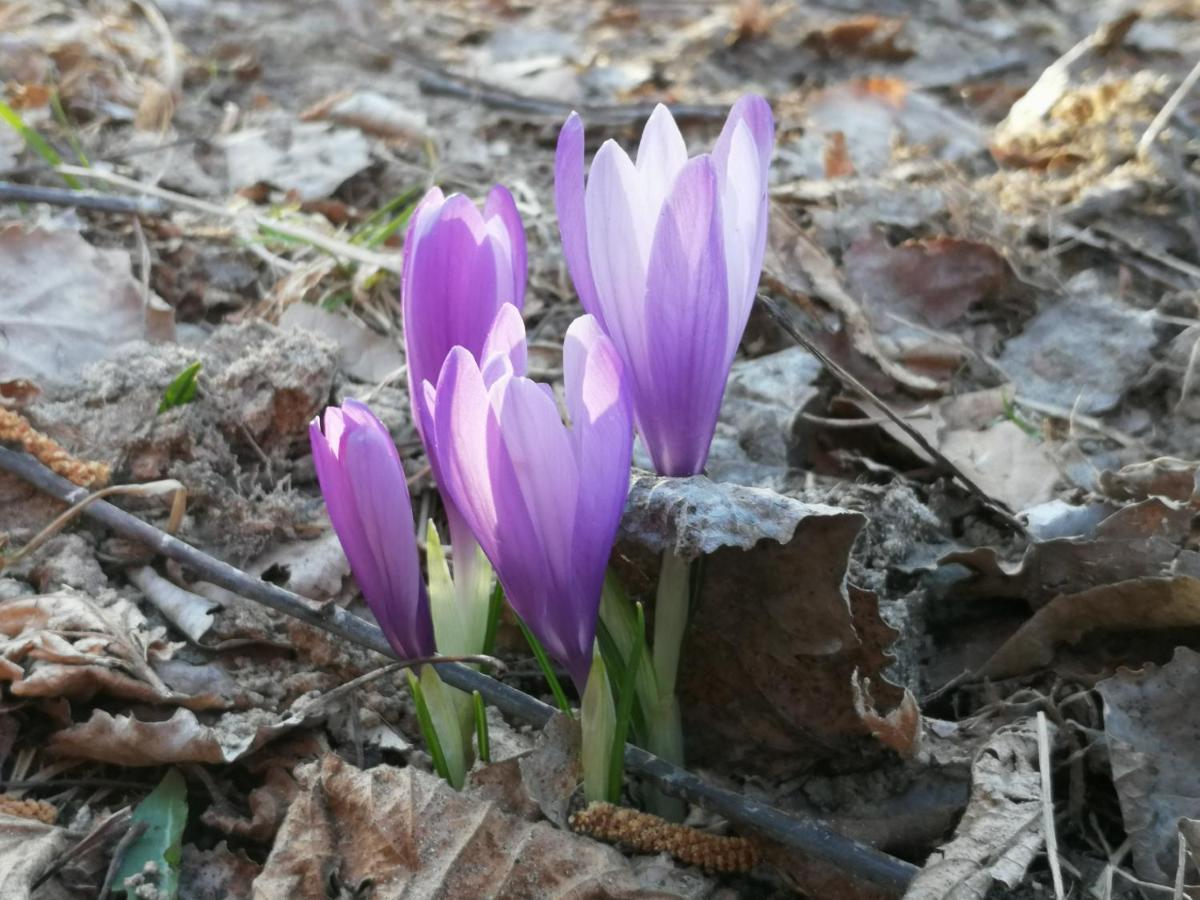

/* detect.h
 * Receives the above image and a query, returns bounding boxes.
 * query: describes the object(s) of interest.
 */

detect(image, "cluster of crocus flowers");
[309,94,771,804]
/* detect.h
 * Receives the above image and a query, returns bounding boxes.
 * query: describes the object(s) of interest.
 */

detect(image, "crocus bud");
[554,95,774,477]
[309,399,434,660]
[401,184,527,620]
[423,306,633,690]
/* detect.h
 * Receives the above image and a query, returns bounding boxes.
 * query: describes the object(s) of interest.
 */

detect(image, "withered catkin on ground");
[570,802,759,873]
[0,795,58,825]
[0,408,109,488]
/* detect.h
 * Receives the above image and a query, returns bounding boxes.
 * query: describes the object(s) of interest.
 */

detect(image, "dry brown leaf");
[941,497,1191,609]
[764,205,940,394]
[619,473,907,773]
[253,754,673,899]
[219,120,371,201]
[279,304,405,384]
[906,718,1046,899]
[804,15,914,62]
[202,768,298,843]
[796,78,985,179]
[48,706,309,766]
[0,591,236,710]
[248,533,351,603]
[0,227,148,384]
[979,576,1200,679]
[997,270,1158,415]
[0,812,70,895]
[845,231,1015,332]
[1099,457,1200,506]
[1098,646,1200,885]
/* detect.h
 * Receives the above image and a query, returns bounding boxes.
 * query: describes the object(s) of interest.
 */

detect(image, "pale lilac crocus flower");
[423,305,633,690]
[401,185,526,641]
[309,399,434,660]
[555,95,774,477]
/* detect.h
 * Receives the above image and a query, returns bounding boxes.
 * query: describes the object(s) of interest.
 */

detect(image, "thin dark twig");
[98,820,148,899]
[0,182,168,215]
[0,446,919,896]
[417,68,729,124]
[757,294,1029,538]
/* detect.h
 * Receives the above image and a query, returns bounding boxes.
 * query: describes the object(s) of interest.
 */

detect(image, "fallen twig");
[0,445,918,896]
[0,182,169,215]
[758,294,1030,538]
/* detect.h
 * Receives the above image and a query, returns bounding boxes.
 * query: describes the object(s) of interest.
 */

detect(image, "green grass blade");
[0,99,80,189]
[608,602,645,803]
[482,581,503,656]
[408,669,452,783]
[516,616,572,715]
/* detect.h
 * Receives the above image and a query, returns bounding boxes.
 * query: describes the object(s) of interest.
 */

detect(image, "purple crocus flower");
[309,399,435,660]
[554,95,774,477]
[423,305,633,690]
[401,185,527,579]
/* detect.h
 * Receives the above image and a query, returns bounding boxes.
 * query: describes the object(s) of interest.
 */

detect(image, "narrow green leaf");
[350,187,421,246]
[408,669,452,783]
[0,99,80,189]
[157,362,201,414]
[473,690,490,763]
[581,647,615,804]
[608,602,645,803]
[598,570,656,741]
[482,581,503,656]
[114,768,187,898]
[516,616,572,715]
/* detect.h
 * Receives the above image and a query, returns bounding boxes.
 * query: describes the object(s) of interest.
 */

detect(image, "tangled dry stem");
[570,801,759,873]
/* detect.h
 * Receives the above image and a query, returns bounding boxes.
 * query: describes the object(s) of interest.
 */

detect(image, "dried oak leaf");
[1098,646,1200,885]
[941,497,1191,610]
[1098,457,1200,506]
[906,718,1046,899]
[979,576,1200,679]
[619,473,909,774]
[253,754,672,899]
[48,706,310,766]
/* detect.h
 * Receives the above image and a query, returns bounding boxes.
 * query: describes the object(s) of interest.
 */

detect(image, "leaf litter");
[1,0,1200,897]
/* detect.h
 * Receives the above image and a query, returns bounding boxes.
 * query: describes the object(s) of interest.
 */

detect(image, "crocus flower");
[401,184,527,606]
[309,399,434,661]
[554,95,774,477]
[423,305,633,690]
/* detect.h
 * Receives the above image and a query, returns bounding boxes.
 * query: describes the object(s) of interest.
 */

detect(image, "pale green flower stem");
[645,549,690,820]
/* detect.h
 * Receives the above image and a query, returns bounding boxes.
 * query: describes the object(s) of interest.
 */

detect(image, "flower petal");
[563,314,632,618]
[479,303,528,386]
[402,201,500,434]
[554,113,601,317]
[636,103,690,217]
[431,347,502,565]
[584,139,653,374]
[484,184,527,306]
[713,93,774,179]
[641,155,731,476]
